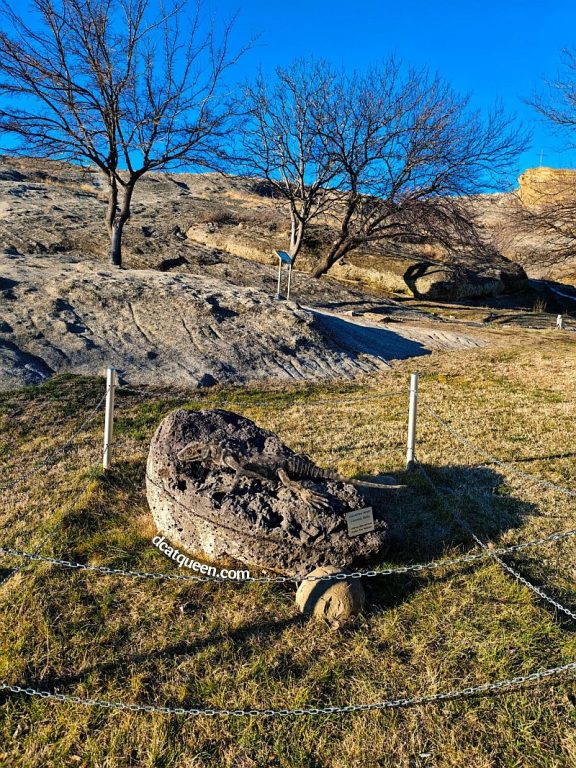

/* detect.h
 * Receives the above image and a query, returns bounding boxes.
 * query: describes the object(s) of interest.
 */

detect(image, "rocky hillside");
[517,166,576,208]
[1,155,573,391]
[472,172,576,285]
[2,155,575,290]
[1,249,489,391]
[0,253,391,391]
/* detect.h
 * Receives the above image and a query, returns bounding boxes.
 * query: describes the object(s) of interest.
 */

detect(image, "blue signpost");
[274,250,294,300]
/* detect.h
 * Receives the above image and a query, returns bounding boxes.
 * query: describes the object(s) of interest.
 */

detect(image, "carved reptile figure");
[177,440,341,510]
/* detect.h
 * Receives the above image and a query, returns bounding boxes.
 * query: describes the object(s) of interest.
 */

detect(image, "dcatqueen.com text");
[152,535,251,580]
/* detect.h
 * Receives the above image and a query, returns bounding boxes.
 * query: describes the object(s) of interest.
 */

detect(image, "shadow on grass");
[13,460,574,703]
[34,614,306,692]
[363,462,576,627]
[505,451,576,464]
[365,463,535,564]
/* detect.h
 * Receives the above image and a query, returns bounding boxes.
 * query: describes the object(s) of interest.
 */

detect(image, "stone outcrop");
[146,408,390,577]
[518,166,576,209]
[403,260,527,301]
[0,254,395,391]
[332,252,527,301]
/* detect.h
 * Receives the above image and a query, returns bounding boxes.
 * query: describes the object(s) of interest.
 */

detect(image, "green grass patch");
[0,344,575,766]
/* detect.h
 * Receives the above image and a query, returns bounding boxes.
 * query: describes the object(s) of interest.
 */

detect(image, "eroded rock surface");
[146,409,390,577]
[403,260,527,301]
[331,251,527,301]
[0,254,393,391]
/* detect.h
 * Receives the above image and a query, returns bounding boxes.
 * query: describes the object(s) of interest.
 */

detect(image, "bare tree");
[516,50,576,266]
[240,60,340,262]
[0,0,245,267]
[311,60,526,277]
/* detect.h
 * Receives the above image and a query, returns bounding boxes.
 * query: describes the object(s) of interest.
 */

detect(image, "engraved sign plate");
[346,506,375,537]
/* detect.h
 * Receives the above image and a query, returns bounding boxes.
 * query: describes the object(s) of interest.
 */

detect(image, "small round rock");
[295,566,365,627]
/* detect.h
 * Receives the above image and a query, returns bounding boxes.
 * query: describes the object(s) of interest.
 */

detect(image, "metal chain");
[0,387,108,491]
[1,524,575,585]
[116,386,408,409]
[420,401,576,498]
[489,553,576,622]
[0,386,107,586]
[443,482,576,622]
[0,462,102,587]
[415,462,576,623]
[1,660,574,717]
[1,380,575,718]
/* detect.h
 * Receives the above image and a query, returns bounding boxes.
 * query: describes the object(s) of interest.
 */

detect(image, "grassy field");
[0,330,575,767]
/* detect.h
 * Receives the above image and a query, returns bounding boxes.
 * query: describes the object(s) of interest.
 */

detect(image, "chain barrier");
[0,384,107,585]
[420,401,576,499]
[440,480,576,622]
[116,385,408,410]
[415,462,576,623]
[118,386,575,507]
[488,553,576,622]
[0,386,108,492]
[2,378,576,718]
[0,460,102,589]
[2,382,575,589]
[1,660,574,717]
[1,523,575,585]
[0,435,95,487]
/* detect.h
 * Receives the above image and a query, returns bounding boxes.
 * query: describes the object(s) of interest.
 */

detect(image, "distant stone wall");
[517,166,576,208]
[185,225,277,266]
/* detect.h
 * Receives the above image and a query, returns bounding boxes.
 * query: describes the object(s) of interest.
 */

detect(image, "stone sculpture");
[295,566,366,627]
[146,408,389,577]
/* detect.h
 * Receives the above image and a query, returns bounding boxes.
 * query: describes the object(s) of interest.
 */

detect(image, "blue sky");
[7,0,576,181]
[219,0,576,177]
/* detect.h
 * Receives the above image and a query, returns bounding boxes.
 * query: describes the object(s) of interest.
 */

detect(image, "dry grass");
[0,332,575,767]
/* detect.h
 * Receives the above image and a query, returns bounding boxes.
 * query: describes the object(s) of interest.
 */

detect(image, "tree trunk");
[312,197,357,277]
[288,216,305,261]
[107,183,135,269]
[108,221,125,267]
[311,240,349,278]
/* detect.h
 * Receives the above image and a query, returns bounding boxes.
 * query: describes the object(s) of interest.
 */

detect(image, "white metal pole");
[406,372,419,471]
[277,258,282,298]
[102,367,116,471]
[287,263,292,300]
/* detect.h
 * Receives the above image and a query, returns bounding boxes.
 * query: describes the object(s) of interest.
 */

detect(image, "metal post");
[406,372,419,471]
[277,258,282,298]
[287,263,292,300]
[102,367,116,470]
